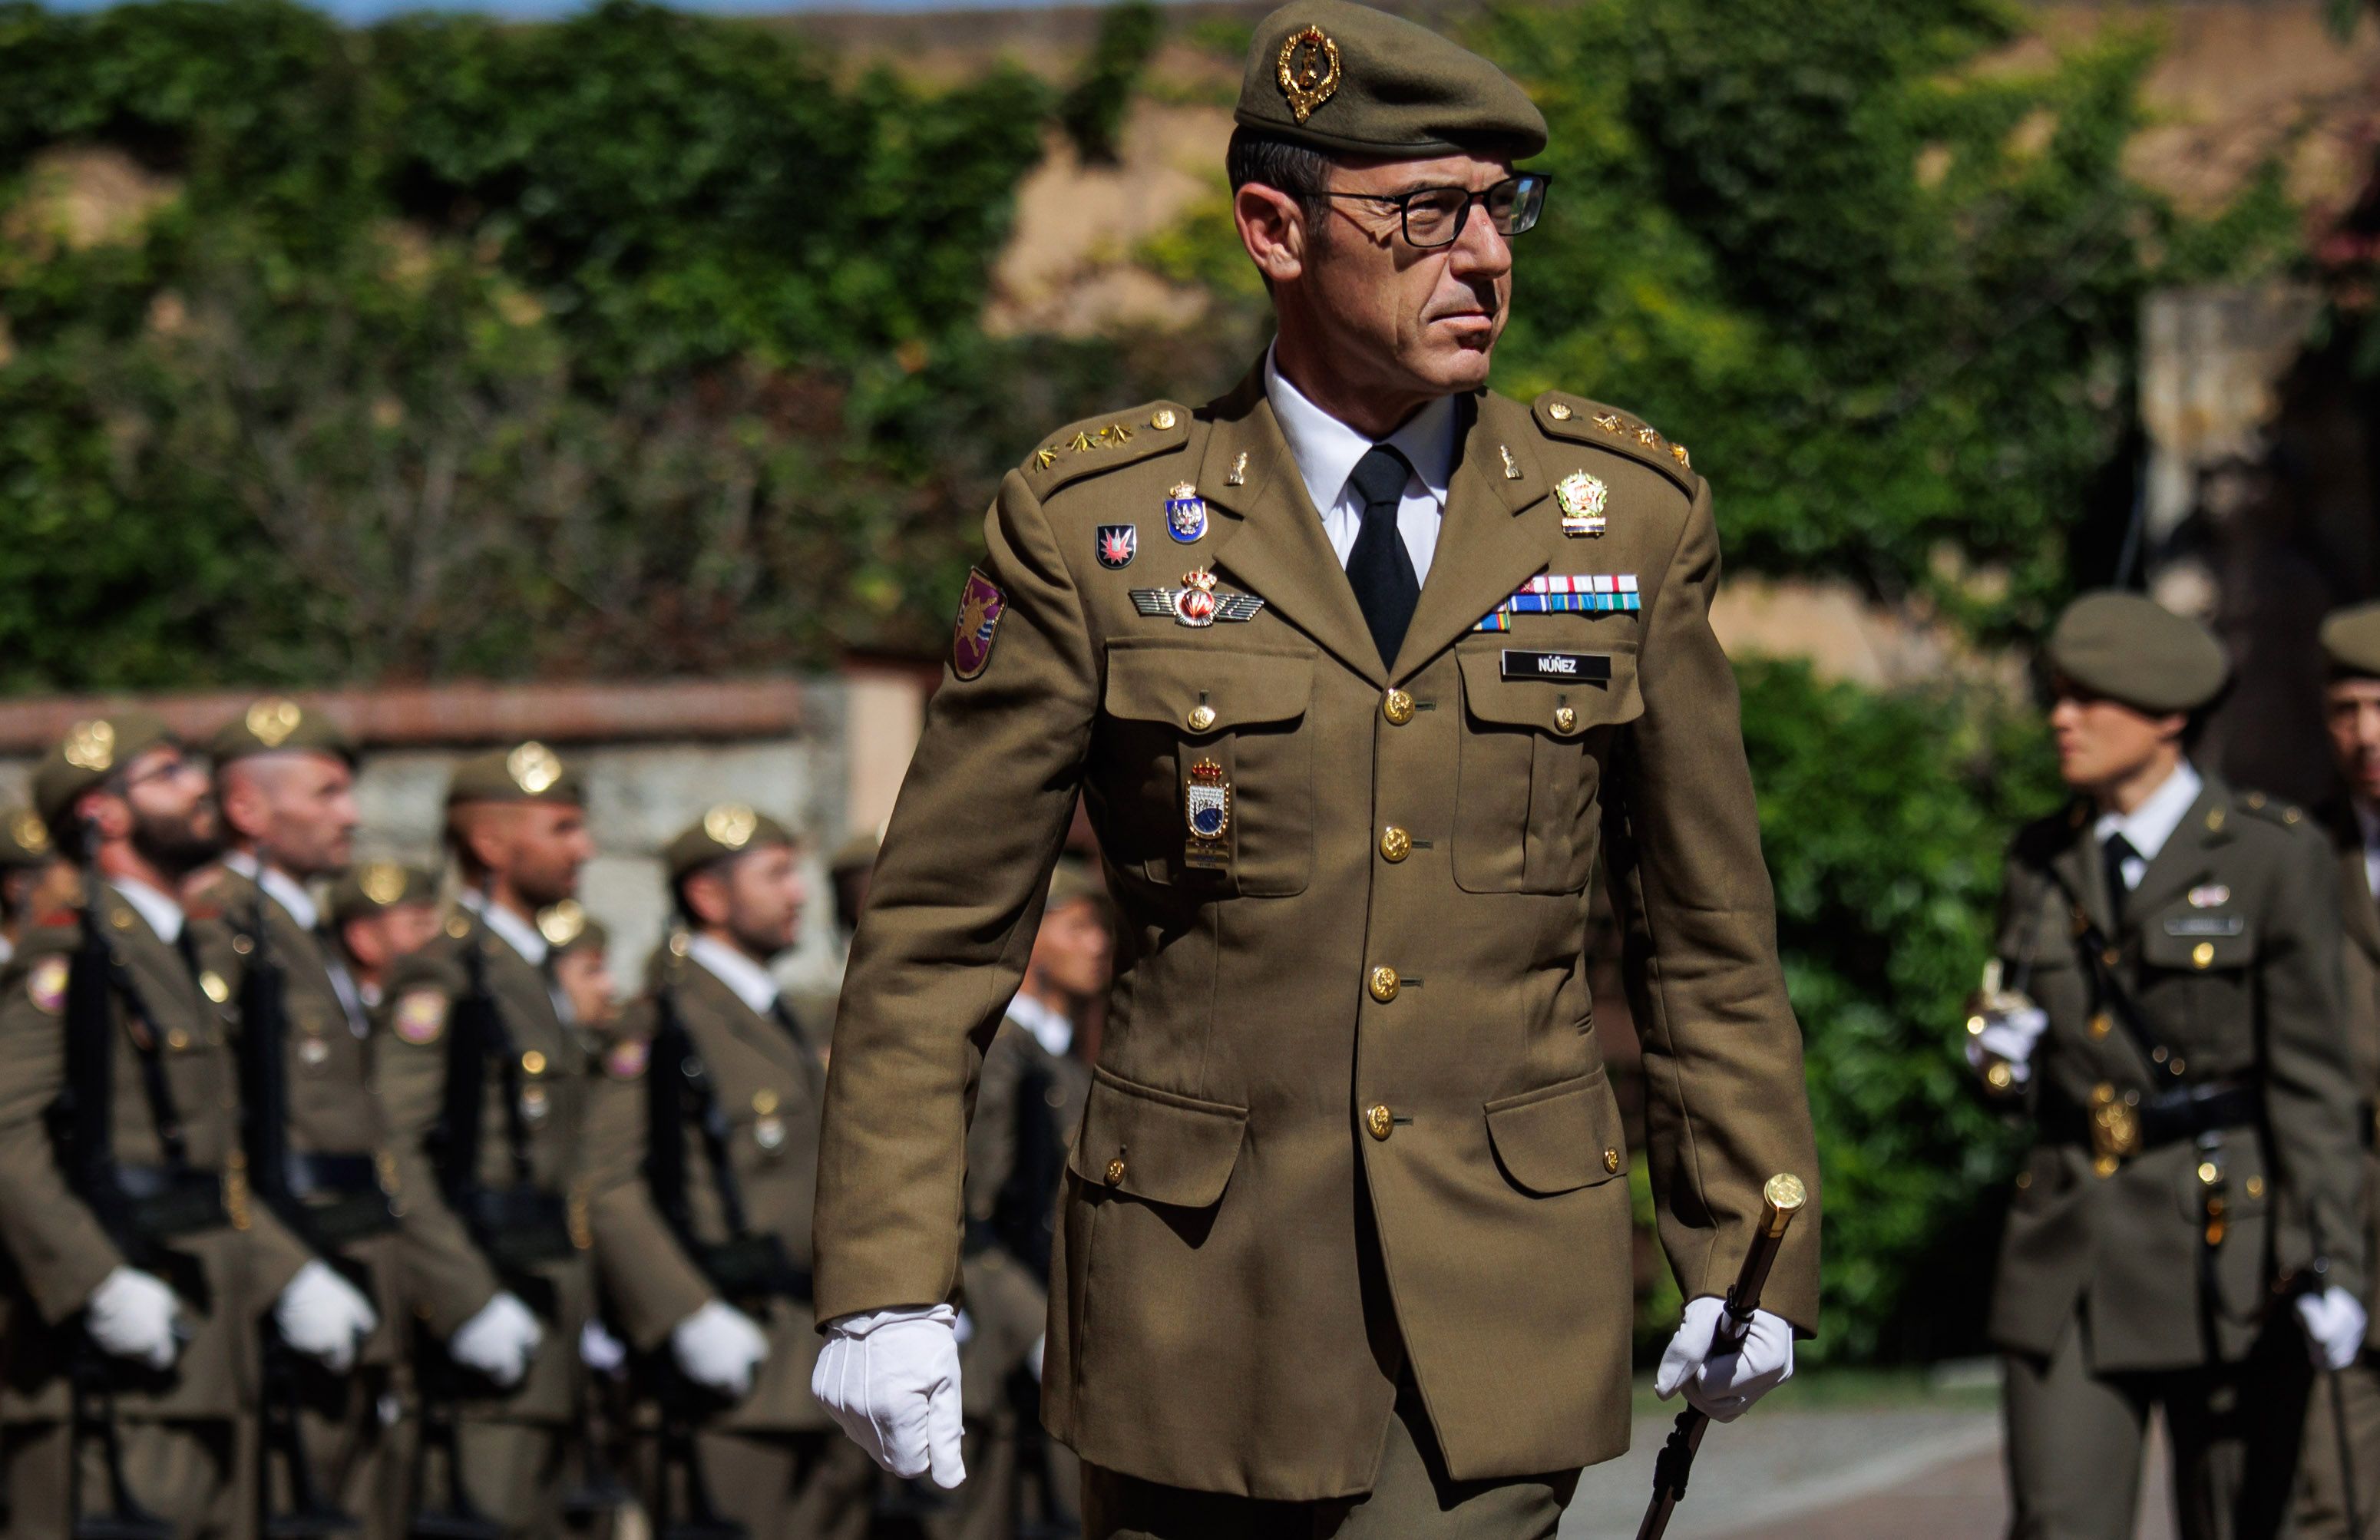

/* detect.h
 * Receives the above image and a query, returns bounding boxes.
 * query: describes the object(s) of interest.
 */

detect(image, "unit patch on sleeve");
[951,568,1008,681]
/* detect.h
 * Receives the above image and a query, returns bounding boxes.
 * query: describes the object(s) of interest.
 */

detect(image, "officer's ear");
[680,867,732,930]
[72,787,130,846]
[1236,180,1314,287]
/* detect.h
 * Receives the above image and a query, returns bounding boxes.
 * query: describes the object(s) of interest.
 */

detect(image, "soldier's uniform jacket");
[1987,778,2365,1370]
[195,864,403,1367]
[815,365,1823,1497]
[375,904,592,1422]
[0,888,312,1419]
[582,940,831,1431]
[2321,799,2380,1327]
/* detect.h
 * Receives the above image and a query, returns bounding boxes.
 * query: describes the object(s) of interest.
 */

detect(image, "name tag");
[2163,915,2244,937]
[1500,649,1611,684]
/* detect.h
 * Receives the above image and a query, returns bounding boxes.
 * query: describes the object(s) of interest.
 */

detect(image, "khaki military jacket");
[1985,778,2364,1371]
[0,890,311,1419]
[196,866,402,1366]
[376,906,592,1423]
[2321,801,2380,1324]
[815,365,1823,1498]
[583,944,831,1432]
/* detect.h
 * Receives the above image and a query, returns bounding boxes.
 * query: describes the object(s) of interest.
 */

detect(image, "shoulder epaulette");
[1532,391,1699,496]
[2236,788,2313,833]
[1021,402,1192,498]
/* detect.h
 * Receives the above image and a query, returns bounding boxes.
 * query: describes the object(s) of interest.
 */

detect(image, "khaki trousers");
[263,1365,395,1539]
[2004,1313,2308,1540]
[449,1420,567,1539]
[655,1427,875,1540]
[0,1416,240,1538]
[2296,1354,2380,1538]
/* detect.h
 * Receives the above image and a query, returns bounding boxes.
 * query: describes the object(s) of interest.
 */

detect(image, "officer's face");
[1030,896,1113,1003]
[2325,676,2380,804]
[222,752,359,877]
[107,745,220,877]
[2048,679,2183,793]
[491,804,593,908]
[342,901,441,977]
[717,843,804,959]
[553,947,618,1027]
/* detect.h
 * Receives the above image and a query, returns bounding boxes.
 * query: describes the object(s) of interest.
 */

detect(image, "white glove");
[580,1318,628,1376]
[1655,1296,1795,1423]
[2299,1286,2368,1372]
[1965,1004,2048,1085]
[87,1266,182,1371]
[812,1304,966,1487]
[671,1299,768,1397]
[274,1260,378,1373]
[448,1290,543,1387]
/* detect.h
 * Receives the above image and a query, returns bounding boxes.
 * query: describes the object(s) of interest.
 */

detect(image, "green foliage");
[1059,0,1162,164]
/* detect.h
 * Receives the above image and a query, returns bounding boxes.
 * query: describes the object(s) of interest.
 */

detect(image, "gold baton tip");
[1761,1172,1808,1235]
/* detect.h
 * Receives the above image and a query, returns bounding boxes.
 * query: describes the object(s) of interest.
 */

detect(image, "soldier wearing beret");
[0,712,372,1533]
[581,805,872,1540]
[2294,600,2380,1537]
[1968,593,2366,1538]
[329,861,444,1012]
[375,743,599,1536]
[0,805,73,967]
[809,2,1822,1532]
[540,901,620,1039]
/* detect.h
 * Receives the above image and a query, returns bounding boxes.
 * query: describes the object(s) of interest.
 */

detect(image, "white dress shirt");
[2091,760,2204,892]
[1003,990,1074,1058]
[109,876,185,944]
[686,934,782,1018]
[223,851,368,1036]
[2355,801,2380,901]
[1265,343,1456,586]
[460,889,572,1025]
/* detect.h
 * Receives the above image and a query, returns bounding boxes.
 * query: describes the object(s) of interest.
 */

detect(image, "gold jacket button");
[2191,942,2214,970]
[1365,1104,1393,1141]
[1368,966,1400,1003]
[1186,704,1217,732]
[521,1049,547,1075]
[2102,947,2121,967]
[1379,826,1411,862]
[1554,706,1578,733]
[2089,1013,2111,1039]
[1104,1157,1126,1187]
[1602,1148,1621,1174]
[1382,689,1416,725]
[166,1028,190,1052]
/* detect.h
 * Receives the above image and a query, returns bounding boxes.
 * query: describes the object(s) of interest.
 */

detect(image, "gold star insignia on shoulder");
[1636,426,1661,447]
[1593,414,1622,434]
[1671,444,1691,466]
[1066,431,1096,454]
[1099,422,1133,446]
[1034,447,1057,470]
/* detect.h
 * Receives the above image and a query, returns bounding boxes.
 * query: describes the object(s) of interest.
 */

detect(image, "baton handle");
[1635,1172,1807,1540]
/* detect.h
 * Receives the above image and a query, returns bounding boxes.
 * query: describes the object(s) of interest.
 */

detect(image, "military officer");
[0,710,375,1535]
[581,805,873,1540]
[328,861,443,1011]
[808,3,1822,1532]
[194,697,405,1536]
[2293,600,2380,1537]
[540,902,618,1036]
[0,805,72,967]
[1970,593,2366,1538]
[376,744,597,1536]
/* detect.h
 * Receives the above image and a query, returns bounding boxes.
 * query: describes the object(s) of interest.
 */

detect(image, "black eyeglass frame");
[1316,173,1552,250]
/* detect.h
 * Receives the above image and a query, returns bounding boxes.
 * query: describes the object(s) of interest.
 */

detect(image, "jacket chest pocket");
[1092,644,1314,897]
[2138,912,2256,1049]
[1452,643,1641,894]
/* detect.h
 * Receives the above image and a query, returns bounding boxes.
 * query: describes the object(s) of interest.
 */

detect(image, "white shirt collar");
[2091,760,2204,871]
[686,934,781,1018]
[2355,798,2380,851]
[109,876,185,945]
[1003,990,1074,1059]
[460,888,547,967]
[222,851,320,933]
[1265,341,1457,520]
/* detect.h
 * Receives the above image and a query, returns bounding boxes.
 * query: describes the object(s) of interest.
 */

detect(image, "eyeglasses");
[1319,173,1551,250]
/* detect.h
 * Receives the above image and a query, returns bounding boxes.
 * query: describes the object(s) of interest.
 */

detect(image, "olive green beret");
[328,861,440,926]
[32,709,180,832]
[2322,602,2380,679]
[665,803,795,884]
[537,898,607,957]
[445,742,584,808]
[2046,592,2229,715]
[1235,0,1545,159]
[0,808,56,871]
[207,696,354,767]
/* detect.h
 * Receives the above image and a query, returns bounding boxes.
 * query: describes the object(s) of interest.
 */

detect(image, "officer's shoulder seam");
[1020,402,1192,499]
[2232,790,2315,837]
[1530,390,1699,497]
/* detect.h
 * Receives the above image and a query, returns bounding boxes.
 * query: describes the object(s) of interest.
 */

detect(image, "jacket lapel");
[1390,393,1550,679]
[2123,779,2228,928]
[2326,801,2380,965]
[2048,807,2115,938]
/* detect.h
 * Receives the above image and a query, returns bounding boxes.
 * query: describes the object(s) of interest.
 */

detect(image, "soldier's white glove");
[580,1318,628,1376]
[2298,1287,2368,1372]
[672,1299,768,1397]
[87,1265,182,1371]
[448,1290,542,1387]
[1965,1004,2049,1086]
[1655,1296,1795,1423]
[812,1303,965,1487]
[275,1260,378,1373]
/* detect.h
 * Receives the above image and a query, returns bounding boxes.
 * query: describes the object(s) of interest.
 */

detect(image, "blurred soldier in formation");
[1967,594,2366,1538]
[0,711,373,1533]
[327,861,443,1010]
[937,857,1109,1540]
[194,698,404,1536]
[2297,601,2380,1537]
[583,804,872,1540]
[375,743,599,1536]
[542,901,619,1036]
[0,806,72,967]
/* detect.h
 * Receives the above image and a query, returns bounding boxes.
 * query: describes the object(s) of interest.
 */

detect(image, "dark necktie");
[1344,444,1422,668]
[2102,832,2138,927]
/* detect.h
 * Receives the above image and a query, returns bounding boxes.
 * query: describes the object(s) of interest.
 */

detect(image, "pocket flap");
[1104,646,1312,732]
[1066,1066,1249,1208]
[1457,647,1641,739]
[1483,1071,1628,1196]
[2140,919,2254,972]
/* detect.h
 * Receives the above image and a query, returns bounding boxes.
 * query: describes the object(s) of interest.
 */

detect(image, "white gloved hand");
[812,1304,965,1487]
[671,1299,769,1397]
[87,1266,182,1371]
[580,1318,629,1376]
[448,1290,543,1387]
[1965,1004,2048,1086]
[1655,1296,1795,1423]
[275,1260,378,1373]
[2298,1286,2368,1372]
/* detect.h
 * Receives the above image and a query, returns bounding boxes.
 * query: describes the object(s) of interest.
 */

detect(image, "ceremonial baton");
[1635,1172,1808,1540]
